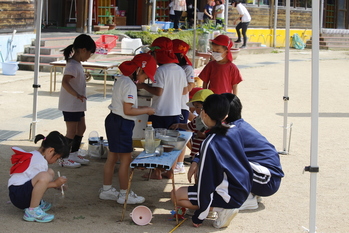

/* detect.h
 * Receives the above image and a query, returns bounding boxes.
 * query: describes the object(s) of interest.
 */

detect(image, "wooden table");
[49,60,120,98]
[122,131,192,224]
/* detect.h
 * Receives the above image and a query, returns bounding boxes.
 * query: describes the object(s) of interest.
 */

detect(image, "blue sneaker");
[39,200,52,212]
[23,207,54,223]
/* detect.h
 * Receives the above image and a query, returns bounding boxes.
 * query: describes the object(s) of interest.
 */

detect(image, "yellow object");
[194,77,203,87]
[169,218,188,233]
[140,138,161,148]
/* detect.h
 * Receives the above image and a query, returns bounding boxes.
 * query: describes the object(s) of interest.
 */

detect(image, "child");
[172,39,195,174]
[232,0,251,49]
[170,89,214,165]
[8,131,69,223]
[58,34,96,168]
[199,34,243,95]
[203,0,214,24]
[99,53,156,204]
[136,37,188,179]
[214,0,224,26]
[172,94,253,229]
[221,93,284,210]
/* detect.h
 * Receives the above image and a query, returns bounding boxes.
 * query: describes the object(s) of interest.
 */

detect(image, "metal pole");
[309,0,320,232]
[279,0,290,155]
[88,0,93,33]
[152,0,156,25]
[31,0,43,140]
[192,0,197,69]
[273,0,278,48]
[224,0,228,32]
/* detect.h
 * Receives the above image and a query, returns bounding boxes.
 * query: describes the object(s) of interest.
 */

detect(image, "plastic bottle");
[115,7,120,17]
[99,136,104,158]
[144,121,156,154]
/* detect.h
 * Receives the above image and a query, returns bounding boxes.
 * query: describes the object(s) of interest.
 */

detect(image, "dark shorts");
[180,110,189,123]
[62,111,85,122]
[148,115,180,129]
[251,175,282,197]
[9,180,33,209]
[105,112,134,153]
[187,185,239,208]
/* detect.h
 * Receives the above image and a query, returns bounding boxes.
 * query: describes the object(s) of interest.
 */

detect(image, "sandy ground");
[0,49,348,233]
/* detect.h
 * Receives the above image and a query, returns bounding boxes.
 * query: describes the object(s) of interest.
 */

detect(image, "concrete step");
[306,44,349,50]
[24,46,63,55]
[238,46,274,55]
[319,36,349,42]
[233,41,262,48]
[18,61,57,72]
[18,53,64,63]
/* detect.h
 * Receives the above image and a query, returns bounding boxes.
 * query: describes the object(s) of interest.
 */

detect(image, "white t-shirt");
[108,75,138,121]
[181,65,194,110]
[8,147,48,187]
[236,3,251,22]
[58,59,87,112]
[151,63,187,116]
[174,0,187,11]
[215,4,225,19]
[169,1,175,15]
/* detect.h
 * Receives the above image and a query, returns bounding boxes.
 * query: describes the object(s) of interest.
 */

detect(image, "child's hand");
[187,162,198,183]
[197,131,206,138]
[146,107,155,115]
[169,123,179,130]
[55,176,67,188]
[136,83,146,89]
[77,94,87,102]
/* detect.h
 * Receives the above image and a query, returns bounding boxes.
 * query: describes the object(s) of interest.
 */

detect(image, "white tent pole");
[279,0,290,155]
[308,0,320,232]
[192,0,197,69]
[151,0,156,24]
[88,0,93,33]
[273,0,278,48]
[224,0,228,32]
[320,0,324,34]
[31,0,43,141]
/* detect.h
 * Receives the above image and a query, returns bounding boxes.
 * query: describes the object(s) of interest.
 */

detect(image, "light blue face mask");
[211,52,224,61]
[197,115,209,132]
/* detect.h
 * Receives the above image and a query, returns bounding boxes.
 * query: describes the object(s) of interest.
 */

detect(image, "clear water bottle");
[144,121,155,154]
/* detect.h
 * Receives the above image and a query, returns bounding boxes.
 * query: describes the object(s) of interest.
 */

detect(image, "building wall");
[0,0,35,33]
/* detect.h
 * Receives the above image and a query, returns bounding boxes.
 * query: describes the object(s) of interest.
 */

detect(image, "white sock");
[103,185,112,191]
[213,207,224,212]
[177,162,184,167]
[120,189,127,194]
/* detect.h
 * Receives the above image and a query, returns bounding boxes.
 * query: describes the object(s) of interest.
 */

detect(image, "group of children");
[7,33,283,229]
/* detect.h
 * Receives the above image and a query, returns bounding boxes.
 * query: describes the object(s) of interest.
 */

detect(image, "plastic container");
[121,38,142,54]
[2,61,19,75]
[88,131,108,158]
[130,205,152,225]
[95,35,118,55]
[144,121,155,154]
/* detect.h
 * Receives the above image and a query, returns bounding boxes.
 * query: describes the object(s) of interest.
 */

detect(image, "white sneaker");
[206,211,218,219]
[117,191,145,204]
[69,152,89,165]
[213,208,239,229]
[239,193,259,210]
[173,165,186,174]
[99,187,119,201]
[59,158,81,168]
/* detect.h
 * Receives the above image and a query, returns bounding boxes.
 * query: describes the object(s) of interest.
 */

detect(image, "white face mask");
[211,52,223,61]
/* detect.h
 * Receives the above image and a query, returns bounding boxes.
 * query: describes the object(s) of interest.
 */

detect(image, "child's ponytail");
[35,131,69,158]
[62,44,74,61]
[203,94,230,135]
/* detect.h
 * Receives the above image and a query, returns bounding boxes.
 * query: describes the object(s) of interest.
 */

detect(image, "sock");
[120,189,127,194]
[177,162,184,168]
[213,207,224,212]
[103,185,112,191]
[71,135,83,153]
[65,137,73,153]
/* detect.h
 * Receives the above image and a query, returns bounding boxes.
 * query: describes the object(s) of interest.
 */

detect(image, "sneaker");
[117,191,145,204]
[239,45,246,49]
[234,40,241,43]
[257,196,262,203]
[173,165,186,175]
[59,158,81,168]
[213,208,239,229]
[39,200,52,212]
[69,152,89,165]
[239,193,258,210]
[23,207,54,223]
[99,187,119,201]
[184,157,193,164]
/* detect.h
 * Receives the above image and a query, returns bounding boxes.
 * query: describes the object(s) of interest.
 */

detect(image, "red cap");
[150,37,178,64]
[118,53,157,81]
[189,87,203,99]
[211,35,234,62]
[172,39,192,66]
